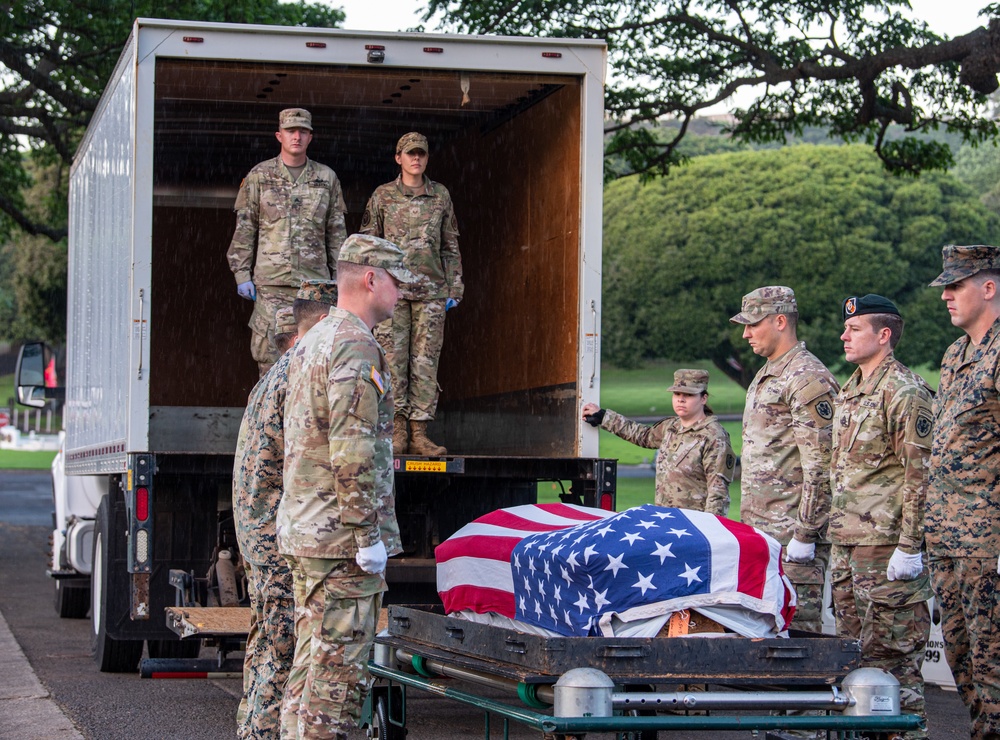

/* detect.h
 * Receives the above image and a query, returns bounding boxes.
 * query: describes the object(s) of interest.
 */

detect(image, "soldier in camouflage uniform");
[581,369,735,517]
[731,286,839,633]
[233,281,339,740]
[227,108,348,377]
[277,234,413,740]
[925,245,1000,739]
[829,294,934,739]
[360,132,463,456]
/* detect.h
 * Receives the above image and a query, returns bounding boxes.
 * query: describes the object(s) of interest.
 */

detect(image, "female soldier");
[582,369,735,517]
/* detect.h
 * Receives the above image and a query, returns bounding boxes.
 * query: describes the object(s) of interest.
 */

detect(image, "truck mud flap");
[382,605,860,686]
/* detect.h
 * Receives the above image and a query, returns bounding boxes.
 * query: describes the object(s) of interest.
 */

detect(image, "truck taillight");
[136,487,149,522]
[599,492,614,511]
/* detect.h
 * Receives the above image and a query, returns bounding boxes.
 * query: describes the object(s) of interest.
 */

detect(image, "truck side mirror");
[15,341,64,408]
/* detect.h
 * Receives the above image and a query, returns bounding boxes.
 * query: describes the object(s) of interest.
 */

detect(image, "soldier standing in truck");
[227,108,347,377]
[360,131,463,456]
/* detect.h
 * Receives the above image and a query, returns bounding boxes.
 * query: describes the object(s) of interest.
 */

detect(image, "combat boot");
[408,420,447,456]
[392,414,408,455]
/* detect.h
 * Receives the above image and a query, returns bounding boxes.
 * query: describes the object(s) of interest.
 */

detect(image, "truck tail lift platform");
[362,605,923,739]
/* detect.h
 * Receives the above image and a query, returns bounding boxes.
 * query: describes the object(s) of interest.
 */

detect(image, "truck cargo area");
[150,58,586,457]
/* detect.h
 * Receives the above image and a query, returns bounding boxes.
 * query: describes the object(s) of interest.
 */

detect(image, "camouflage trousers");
[238,560,295,740]
[928,555,1000,739]
[281,556,383,740]
[374,298,445,421]
[831,544,932,739]
[781,542,830,634]
[250,285,297,377]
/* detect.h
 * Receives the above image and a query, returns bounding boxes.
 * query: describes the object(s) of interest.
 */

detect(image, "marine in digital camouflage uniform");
[277,235,413,740]
[227,108,348,376]
[234,282,339,740]
[731,286,839,633]
[582,369,735,517]
[924,245,1000,740]
[828,294,934,739]
[360,132,463,456]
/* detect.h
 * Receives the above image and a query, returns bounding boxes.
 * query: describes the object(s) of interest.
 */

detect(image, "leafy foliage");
[425,0,1000,179]
[600,144,1000,386]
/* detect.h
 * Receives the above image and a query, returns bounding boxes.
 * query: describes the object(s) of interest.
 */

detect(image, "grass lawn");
[0,449,57,469]
[539,477,741,517]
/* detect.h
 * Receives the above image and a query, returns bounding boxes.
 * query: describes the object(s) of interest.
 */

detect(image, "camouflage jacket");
[926,316,1000,558]
[227,156,347,287]
[359,175,463,302]
[232,348,292,567]
[277,308,402,562]
[829,354,933,551]
[601,410,735,517]
[741,342,839,545]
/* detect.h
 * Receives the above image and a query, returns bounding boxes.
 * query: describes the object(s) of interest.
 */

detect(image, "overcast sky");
[331,0,989,37]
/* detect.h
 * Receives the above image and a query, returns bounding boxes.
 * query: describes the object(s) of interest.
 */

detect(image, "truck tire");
[91,495,144,673]
[54,578,90,619]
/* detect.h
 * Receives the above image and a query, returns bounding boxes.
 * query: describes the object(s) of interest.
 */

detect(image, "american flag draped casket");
[435,503,796,638]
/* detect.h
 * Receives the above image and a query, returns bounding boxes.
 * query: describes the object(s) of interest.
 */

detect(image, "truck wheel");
[91,495,144,672]
[54,578,90,619]
[147,638,201,659]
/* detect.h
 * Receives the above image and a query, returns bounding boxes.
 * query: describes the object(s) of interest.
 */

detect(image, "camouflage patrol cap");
[843,294,899,320]
[929,244,1000,287]
[296,279,338,305]
[274,306,297,334]
[279,108,312,131]
[667,369,709,394]
[729,286,797,325]
[338,233,417,283]
[396,131,428,154]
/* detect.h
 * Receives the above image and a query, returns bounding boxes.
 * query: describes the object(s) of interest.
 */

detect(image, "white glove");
[886,548,923,581]
[996,553,999,575]
[356,541,388,574]
[784,538,815,563]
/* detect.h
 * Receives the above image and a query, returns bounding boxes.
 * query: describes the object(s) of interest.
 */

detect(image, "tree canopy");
[601,144,1000,386]
[425,0,1000,180]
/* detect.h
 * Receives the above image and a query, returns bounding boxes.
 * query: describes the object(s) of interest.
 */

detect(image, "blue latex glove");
[445,298,458,311]
[237,281,256,301]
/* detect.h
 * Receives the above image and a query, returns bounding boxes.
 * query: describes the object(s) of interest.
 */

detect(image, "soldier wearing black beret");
[830,293,935,738]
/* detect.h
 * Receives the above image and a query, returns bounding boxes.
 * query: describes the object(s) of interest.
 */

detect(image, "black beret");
[843,294,900,321]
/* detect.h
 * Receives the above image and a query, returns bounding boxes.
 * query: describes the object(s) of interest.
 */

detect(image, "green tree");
[426,0,1000,179]
[601,144,1000,386]
[952,141,1000,215]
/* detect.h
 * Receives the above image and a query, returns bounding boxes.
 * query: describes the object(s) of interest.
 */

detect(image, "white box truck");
[16,18,614,672]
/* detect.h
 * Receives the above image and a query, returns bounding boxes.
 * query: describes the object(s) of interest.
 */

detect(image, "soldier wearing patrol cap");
[232,287,337,739]
[360,132,464,457]
[227,107,348,377]
[829,293,934,739]
[925,245,1000,739]
[581,369,735,517]
[731,286,839,633]
[277,234,414,739]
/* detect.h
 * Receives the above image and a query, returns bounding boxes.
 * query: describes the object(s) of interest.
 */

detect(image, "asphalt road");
[0,470,972,739]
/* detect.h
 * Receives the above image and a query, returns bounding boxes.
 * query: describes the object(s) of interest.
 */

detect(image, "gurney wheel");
[371,693,406,740]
